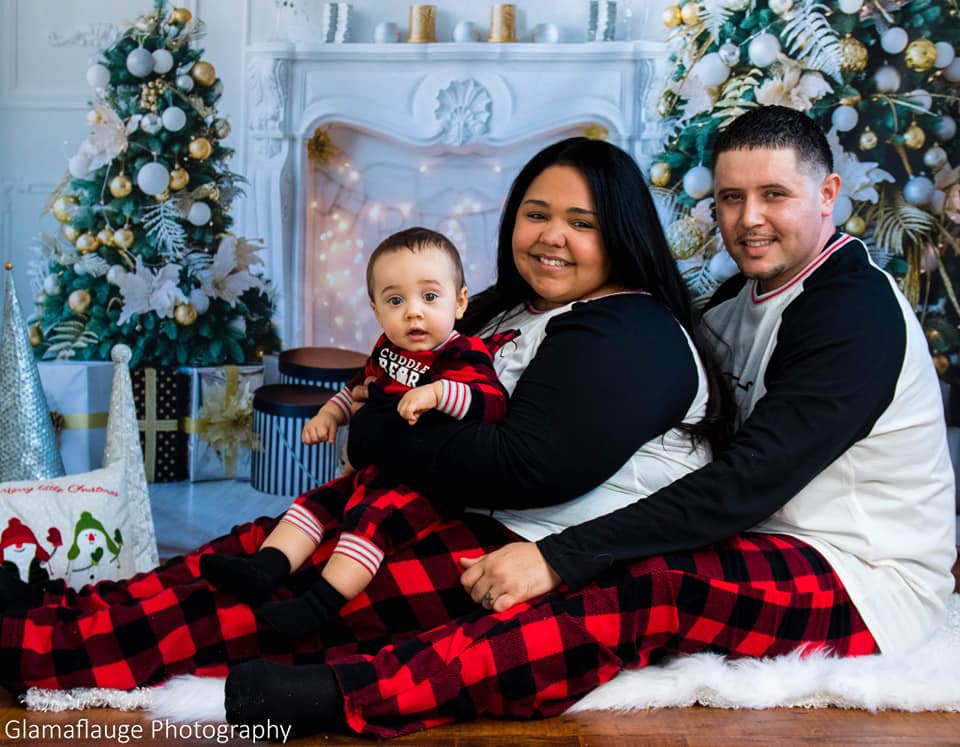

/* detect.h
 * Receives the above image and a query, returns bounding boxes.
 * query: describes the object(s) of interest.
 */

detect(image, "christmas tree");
[31,1,280,367]
[651,0,960,380]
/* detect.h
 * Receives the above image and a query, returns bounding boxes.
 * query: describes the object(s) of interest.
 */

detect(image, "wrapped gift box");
[179,365,264,482]
[37,361,113,474]
[278,346,366,391]
[131,367,188,483]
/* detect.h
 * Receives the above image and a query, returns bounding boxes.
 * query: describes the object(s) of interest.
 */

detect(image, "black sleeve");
[347,294,699,508]
[537,265,907,588]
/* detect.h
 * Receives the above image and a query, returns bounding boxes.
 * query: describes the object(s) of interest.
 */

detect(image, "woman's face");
[512,165,616,311]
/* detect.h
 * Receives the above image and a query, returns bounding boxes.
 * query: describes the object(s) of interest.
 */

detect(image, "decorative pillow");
[0,462,156,587]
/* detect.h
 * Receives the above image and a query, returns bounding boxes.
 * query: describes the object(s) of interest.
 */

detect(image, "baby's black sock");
[255,576,346,637]
[224,658,346,737]
[199,547,290,605]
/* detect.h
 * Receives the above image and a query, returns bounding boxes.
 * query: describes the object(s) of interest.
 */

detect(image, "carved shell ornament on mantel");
[434,79,492,146]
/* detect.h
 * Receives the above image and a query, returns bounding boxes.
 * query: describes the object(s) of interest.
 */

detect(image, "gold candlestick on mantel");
[408,4,437,42]
[488,3,517,42]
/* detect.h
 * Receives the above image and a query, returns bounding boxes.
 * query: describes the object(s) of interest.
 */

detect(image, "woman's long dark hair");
[459,136,734,453]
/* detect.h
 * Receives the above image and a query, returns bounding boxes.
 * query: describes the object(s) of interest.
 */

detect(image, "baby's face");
[369,246,468,351]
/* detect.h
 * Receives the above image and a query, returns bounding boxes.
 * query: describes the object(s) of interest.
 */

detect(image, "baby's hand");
[396,382,441,426]
[302,410,339,444]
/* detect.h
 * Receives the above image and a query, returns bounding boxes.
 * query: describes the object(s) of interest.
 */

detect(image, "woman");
[0,138,871,739]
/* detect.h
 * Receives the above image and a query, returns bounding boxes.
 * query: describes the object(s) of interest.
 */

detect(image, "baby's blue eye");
[424,292,438,302]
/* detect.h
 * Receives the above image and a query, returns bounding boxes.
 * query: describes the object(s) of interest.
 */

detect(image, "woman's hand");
[459,542,562,612]
[349,376,377,414]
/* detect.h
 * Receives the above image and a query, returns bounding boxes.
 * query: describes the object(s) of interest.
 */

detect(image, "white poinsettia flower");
[755,56,832,111]
[222,234,266,272]
[691,198,716,231]
[189,287,211,314]
[198,234,265,307]
[676,77,718,121]
[77,102,128,171]
[116,257,187,325]
[826,129,894,204]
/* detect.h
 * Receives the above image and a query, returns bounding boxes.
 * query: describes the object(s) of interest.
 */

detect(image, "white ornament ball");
[152,48,174,74]
[176,74,194,92]
[769,0,793,15]
[944,58,960,83]
[930,190,947,216]
[86,63,110,88]
[924,145,948,170]
[161,106,187,132]
[694,53,731,87]
[68,154,91,179]
[935,115,957,142]
[42,275,61,295]
[707,249,740,282]
[140,113,163,134]
[908,88,932,111]
[125,47,155,78]
[718,42,740,66]
[137,162,170,196]
[880,27,908,55]
[904,176,935,206]
[837,0,863,12]
[683,166,714,200]
[832,194,853,225]
[748,33,781,67]
[106,265,126,285]
[874,65,901,92]
[935,42,956,69]
[189,288,210,314]
[187,201,212,225]
[831,105,859,132]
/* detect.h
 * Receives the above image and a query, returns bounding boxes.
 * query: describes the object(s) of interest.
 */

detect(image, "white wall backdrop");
[0,0,669,332]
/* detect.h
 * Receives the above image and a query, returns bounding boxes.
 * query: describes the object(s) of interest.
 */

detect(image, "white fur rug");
[22,594,960,720]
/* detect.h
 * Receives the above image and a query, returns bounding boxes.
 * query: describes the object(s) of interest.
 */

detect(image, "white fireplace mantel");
[240,41,670,347]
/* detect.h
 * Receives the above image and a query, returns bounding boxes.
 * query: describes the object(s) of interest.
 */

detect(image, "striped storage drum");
[278,347,367,392]
[251,384,342,497]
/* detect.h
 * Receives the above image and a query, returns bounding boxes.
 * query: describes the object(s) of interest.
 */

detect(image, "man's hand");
[302,409,339,444]
[397,381,442,425]
[459,542,562,612]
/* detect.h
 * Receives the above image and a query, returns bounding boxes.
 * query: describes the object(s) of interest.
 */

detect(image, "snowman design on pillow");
[0,517,63,583]
[66,511,124,584]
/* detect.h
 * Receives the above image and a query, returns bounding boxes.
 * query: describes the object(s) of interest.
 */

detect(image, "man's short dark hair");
[712,105,833,176]
[365,226,465,299]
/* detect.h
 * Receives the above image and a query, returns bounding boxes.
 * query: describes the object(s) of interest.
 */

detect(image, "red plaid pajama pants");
[0,480,877,739]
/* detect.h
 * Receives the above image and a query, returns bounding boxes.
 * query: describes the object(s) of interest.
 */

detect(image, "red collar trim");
[751,233,854,304]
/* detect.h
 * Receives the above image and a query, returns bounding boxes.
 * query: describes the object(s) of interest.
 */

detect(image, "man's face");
[714,147,840,293]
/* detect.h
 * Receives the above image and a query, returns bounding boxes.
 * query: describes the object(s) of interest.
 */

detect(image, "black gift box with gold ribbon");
[131,367,188,483]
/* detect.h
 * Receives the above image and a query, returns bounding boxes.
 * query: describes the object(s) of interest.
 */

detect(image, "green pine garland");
[31,0,280,367]
[652,0,960,381]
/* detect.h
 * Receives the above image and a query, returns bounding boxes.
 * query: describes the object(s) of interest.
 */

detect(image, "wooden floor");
[2,687,959,746]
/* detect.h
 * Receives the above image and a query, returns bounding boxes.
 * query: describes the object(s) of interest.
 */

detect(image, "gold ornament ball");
[169,167,190,191]
[114,227,135,249]
[96,227,115,247]
[662,5,682,28]
[62,224,80,242]
[650,162,672,187]
[28,325,43,347]
[859,127,878,151]
[904,38,938,73]
[174,303,198,326]
[67,289,92,315]
[190,61,217,87]
[75,233,101,254]
[840,35,869,74]
[680,2,700,25]
[212,118,231,139]
[170,7,192,24]
[926,327,944,344]
[933,354,950,376]
[109,174,133,198]
[188,137,213,160]
[903,123,926,150]
[52,195,78,223]
[844,215,866,236]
